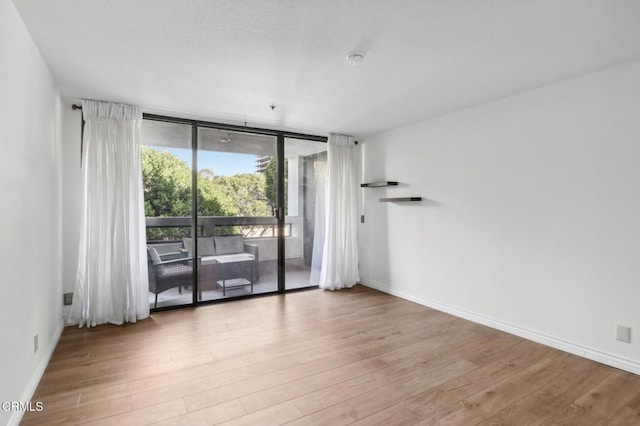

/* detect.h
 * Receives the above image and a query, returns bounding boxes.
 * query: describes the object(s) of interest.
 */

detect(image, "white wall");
[360,60,640,373]
[0,0,63,424]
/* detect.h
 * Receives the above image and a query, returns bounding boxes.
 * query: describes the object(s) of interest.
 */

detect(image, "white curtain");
[319,134,359,290]
[309,160,326,285]
[69,100,149,327]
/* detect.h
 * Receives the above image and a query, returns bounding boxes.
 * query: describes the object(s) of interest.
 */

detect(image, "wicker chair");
[147,246,198,308]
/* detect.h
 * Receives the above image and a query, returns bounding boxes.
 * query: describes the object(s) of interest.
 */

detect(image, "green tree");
[264,157,287,215]
[198,168,215,180]
[202,173,273,237]
[141,147,192,217]
[197,175,232,216]
[264,157,277,215]
[142,147,279,239]
[212,173,270,216]
[142,147,228,240]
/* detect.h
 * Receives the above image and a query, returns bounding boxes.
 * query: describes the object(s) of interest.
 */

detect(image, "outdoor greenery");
[264,156,288,216]
[142,147,276,241]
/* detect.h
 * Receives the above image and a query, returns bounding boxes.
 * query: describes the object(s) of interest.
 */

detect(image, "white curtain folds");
[319,134,360,290]
[309,162,326,285]
[69,100,149,327]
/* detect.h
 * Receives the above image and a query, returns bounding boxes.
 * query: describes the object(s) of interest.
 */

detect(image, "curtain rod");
[72,104,85,164]
[70,104,354,143]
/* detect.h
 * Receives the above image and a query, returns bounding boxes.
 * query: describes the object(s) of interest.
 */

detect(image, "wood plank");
[182,320,458,413]
[218,401,303,426]
[574,370,640,418]
[437,352,573,424]
[21,396,131,426]
[352,339,543,425]
[36,300,423,404]
[287,357,478,425]
[480,358,614,425]
[605,406,640,426]
[21,286,640,425]
[153,399,246,426]
[81,398,187,426]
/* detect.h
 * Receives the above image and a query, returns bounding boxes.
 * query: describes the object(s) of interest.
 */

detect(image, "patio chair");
[147,246,199,308]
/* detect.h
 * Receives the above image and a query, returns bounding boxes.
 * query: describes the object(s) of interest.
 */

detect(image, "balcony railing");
[146,216,291,243]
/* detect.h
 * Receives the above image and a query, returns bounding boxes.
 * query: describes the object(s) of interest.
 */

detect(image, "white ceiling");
[12,0,640,137]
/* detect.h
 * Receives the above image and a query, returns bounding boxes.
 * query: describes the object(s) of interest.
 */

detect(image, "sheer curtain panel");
[309,164,326,285]
[69,100,149,327]
[319,134,360,290]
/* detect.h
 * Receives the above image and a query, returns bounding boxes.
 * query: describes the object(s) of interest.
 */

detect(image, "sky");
[164,147,258,176]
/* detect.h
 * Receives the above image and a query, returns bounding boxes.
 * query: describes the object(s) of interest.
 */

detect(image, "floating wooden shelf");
[380,197,422,202]
[361,181,398,188]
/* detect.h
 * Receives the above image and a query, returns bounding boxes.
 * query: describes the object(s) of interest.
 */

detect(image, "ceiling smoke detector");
[346,52,365,65]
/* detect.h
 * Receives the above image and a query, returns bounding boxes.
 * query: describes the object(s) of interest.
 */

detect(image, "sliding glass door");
[196,127,278,301]
[141,115,325,310]
[140,119,195,309]
[284,138,328,290]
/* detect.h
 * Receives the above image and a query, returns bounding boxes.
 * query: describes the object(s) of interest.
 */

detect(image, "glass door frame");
[144,113,327,311]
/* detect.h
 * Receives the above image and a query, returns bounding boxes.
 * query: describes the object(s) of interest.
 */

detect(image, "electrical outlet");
[616,325,631,343]
[63,292,73,306]
[34,334,38,353]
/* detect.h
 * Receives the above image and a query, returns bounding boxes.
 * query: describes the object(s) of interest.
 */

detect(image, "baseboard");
[359,278,640,375]
[8,319,64,426]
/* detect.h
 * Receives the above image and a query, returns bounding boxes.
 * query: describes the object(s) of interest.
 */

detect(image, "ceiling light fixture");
[346,52,365,65]
[217,133,232,143]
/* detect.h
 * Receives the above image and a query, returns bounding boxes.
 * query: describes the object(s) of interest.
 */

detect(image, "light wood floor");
[23,286,640,425]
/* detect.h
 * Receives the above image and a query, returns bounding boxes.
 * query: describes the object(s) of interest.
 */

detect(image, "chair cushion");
[157,263,192,278]
[182,237,216,256]
[214,235,244,255]
[147,247,162,265]
[199,255,218,266]
[212,253,255,263]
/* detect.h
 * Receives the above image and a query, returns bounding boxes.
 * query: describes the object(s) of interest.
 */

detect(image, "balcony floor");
[150,259,315,309]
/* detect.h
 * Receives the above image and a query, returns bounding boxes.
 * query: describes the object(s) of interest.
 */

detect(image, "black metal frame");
[191,123,198,306]
[143,112,327,142]
[277,133,285,294]
[142,113,327,312]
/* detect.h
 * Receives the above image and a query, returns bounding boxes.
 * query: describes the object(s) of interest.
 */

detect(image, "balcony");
[146,215,315,308]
